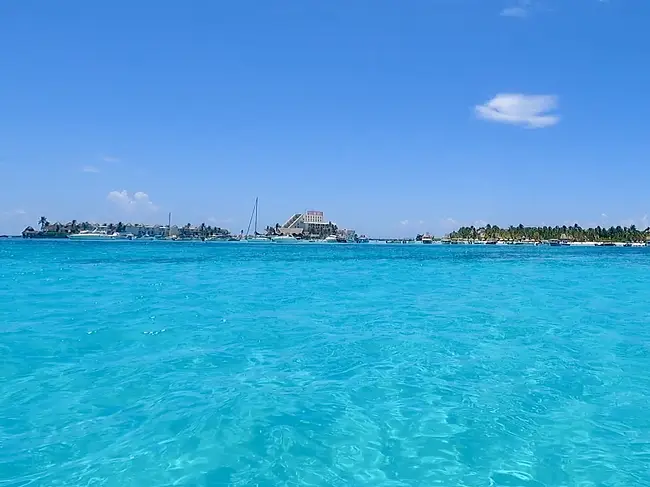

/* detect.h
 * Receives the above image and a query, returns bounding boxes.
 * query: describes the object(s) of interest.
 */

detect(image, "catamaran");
[69,229,132,241]
[272,235,300,243]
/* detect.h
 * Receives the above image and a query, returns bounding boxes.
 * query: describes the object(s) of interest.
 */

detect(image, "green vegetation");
[450,224,650,242]
[23,217,231,239]
[178,223,229,239]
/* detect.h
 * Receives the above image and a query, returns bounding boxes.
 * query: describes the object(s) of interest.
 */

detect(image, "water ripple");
[1,242,650,486]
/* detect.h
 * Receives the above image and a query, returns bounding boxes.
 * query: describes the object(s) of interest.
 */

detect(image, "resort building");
[280,210,338,237]
[123,223,172,237]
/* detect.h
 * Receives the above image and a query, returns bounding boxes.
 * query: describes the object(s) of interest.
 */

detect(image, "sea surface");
[1,241,650,487]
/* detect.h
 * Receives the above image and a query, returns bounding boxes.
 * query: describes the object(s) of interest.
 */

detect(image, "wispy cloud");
[501,0,530,17]
[103,156,120,163]
[208,216,233,224]
[2,209,26,217]
[82,165,100,173]
[441,217,458,228]
[501,6,528,17]
[107,190,158,212]
[399,219,426,227]
[622,215,649,229]
[475,93,560,129]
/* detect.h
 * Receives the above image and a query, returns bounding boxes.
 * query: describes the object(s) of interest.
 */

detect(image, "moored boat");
[272,235,299,243]
[69,230,126,241]
[245,236,272,243]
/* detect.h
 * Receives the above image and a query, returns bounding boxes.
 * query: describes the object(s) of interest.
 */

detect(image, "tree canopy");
[450,224,649,242]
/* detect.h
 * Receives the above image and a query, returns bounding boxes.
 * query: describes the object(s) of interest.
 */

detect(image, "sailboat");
[245,197,271,243]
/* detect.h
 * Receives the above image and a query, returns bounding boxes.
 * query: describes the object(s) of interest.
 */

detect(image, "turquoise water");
[2,241,650,486]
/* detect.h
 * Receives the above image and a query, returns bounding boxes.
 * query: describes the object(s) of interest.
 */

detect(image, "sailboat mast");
[245,198,257,238]
[254,197,258,235]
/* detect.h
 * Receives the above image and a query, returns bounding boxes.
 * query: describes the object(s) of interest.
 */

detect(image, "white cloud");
[441,217,458,228]
[107,190,158,212]
[501,6,528,17]
[475,93,560,128]
[208,216,233,224]
[2,209,26,217]
[501,0,530,18]
[601,213,608,219]
[103,156,120,163]
[622,215,649,229]
[82,165,100,173]
[399,219,426,227]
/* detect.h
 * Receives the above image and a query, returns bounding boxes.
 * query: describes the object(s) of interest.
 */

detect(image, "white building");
[303,210,324,224]
[281,210,337,236]
[123,223,171,237]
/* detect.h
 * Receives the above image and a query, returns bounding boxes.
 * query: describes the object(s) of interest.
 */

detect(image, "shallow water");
[1,241,649,486]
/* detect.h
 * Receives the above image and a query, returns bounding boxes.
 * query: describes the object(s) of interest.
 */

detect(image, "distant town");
[14,213,650,247]
[19,209,368,243]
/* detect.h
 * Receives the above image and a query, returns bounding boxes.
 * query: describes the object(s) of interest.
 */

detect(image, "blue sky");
[1,0,649,237]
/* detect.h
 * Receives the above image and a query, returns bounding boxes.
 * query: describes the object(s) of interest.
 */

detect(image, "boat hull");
[69,236,120,241]
[272,237,300,243]
[245,238,272,243]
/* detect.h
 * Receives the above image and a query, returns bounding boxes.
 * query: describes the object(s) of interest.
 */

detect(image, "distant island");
[448,223,650,243]
[22,217,229,240]
[19,215,354,242]
[17,217,650,245]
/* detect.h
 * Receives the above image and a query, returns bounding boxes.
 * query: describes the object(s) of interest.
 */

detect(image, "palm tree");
[116,221,124,233]
[38,216,49,231]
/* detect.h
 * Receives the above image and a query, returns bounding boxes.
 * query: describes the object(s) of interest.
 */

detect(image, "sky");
[1,0,649,237]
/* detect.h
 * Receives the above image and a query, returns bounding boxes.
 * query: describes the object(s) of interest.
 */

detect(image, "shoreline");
[4,236,649,247]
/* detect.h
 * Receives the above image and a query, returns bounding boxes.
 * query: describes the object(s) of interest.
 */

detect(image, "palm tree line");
[178,223,229,238]
[449,224,650,242]
[28,217,229,238]
[32,217,132,234]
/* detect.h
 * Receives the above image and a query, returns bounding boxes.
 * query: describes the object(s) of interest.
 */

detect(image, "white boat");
[324,235,338,243]
[69,230,124,241]
[421,233,433,244]
[272,235,299,243]
[245,236,272,243]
